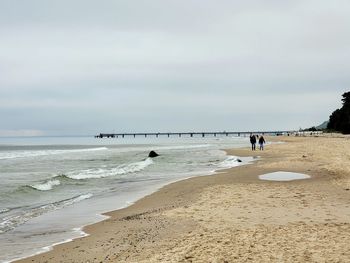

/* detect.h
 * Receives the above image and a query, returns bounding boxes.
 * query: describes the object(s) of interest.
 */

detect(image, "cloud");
[0,0,349,135]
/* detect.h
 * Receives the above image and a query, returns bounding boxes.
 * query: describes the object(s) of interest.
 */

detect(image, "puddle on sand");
[259,171,310,181]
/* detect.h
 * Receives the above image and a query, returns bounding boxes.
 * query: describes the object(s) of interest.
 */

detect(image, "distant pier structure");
[95,131,293,139]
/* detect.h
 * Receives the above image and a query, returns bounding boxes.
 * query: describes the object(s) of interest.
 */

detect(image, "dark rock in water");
[237,159,242,162]
[148,151,159,158]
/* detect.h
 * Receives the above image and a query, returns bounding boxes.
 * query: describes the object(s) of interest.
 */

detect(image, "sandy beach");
[16,135,350,263]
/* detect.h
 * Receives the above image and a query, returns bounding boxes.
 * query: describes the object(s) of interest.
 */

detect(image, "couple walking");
[250,133,265,151]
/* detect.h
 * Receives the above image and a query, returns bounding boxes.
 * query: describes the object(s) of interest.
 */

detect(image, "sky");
[0,0,349,136]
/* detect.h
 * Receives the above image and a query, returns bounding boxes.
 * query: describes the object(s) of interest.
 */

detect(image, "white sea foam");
[65,158,154,180]
[0,147,108,160]
[0,194,93,234]
[30,180,61,191]
[217,156,243,168]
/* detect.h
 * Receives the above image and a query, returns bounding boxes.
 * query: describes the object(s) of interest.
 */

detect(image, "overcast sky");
[0,0,349,136]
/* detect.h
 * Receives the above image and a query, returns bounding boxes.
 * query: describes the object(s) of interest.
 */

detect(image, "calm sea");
[0,135,252,262]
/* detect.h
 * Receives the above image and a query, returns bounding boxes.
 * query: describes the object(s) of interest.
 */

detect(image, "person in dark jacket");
[250,133,256,151]
[259,135,266,150]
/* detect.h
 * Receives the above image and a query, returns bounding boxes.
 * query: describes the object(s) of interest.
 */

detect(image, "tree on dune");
[327,91,350,134]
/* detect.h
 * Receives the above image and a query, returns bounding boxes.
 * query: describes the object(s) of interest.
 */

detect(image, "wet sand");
[16,135,350,262]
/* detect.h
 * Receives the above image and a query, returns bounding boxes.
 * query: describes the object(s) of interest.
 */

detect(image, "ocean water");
[0,135,252,262]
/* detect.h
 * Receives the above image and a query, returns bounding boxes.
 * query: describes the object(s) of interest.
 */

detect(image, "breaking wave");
[65,158,154,180]
[30,180,61,191]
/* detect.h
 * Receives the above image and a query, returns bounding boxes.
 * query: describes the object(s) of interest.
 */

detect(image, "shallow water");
[259,171,310,181]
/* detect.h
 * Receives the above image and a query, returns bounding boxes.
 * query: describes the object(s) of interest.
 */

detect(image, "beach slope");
[16,136,350,262]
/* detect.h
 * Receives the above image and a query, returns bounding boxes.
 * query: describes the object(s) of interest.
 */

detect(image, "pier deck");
[95,131,294,138]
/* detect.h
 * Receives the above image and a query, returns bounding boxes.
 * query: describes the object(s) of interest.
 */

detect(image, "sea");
[0,135,253,262]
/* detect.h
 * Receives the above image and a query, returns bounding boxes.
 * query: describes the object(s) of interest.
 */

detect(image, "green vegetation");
[304,126,318,132]
[327,92,350,134]
[302,121,328,132]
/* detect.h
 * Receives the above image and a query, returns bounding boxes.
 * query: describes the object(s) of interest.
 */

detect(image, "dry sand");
[16,135,350,263]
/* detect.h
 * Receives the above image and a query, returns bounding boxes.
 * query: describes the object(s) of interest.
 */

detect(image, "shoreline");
[10,148,252,263]
[15,135,350,262]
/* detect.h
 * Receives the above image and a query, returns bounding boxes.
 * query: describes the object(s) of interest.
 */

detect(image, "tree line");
[327,91,350,134]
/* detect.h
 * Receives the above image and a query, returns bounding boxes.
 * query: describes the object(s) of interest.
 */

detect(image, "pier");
[95,131,294,139]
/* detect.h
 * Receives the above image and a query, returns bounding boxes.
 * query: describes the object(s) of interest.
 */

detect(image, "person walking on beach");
[259,135,266,150]
[250,133,256,151]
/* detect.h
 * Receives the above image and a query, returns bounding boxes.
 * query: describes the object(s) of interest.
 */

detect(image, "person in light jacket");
[259,135,266,150]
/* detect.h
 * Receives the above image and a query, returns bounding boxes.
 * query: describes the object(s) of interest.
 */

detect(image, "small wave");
[0,147,108,160]
[30,180,61,191]
[217,156,243,169]
[71,194,93,203]
[0,208,10,214]
[0,193,92,233]
[65,158,154,180]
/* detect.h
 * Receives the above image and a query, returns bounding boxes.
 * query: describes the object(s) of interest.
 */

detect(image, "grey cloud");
[0,0,349,135]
